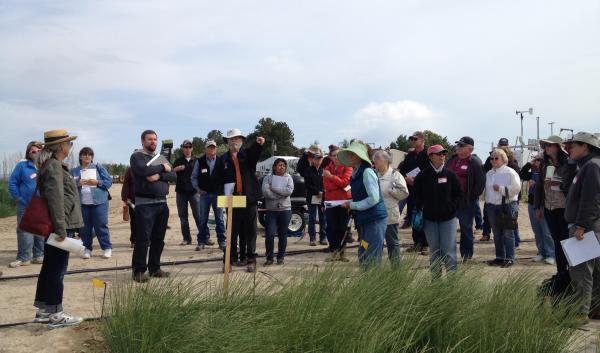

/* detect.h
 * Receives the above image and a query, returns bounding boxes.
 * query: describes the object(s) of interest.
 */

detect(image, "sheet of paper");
[406,167,420,178]
[545,166,556,179]
[80,169,96,180]
[324,200,349,208]
[146,154,170,167]
[224,183,235,196]
[493,173,511,188]
[561,231,600,267]
[270,175,288,189]
[311,195,322,205]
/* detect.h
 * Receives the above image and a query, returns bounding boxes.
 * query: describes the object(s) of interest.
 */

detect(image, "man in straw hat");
[563,132,600,323]
[129,130,176,283]
[218,128,265,272]
[338,140,387,269]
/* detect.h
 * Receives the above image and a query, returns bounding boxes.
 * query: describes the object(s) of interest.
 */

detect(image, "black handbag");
[495,196,518,230]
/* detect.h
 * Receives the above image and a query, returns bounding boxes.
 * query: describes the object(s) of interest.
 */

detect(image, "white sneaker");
[532,255,544,262]
[34,309,50,323]
[102,249,112,259]
[48,311,83,329]
[9,259,31,268]
[32,256,44,264]
[544,257,556,265]
[82,249,91,259]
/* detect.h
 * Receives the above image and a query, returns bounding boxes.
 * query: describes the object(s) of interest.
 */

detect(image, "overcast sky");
[1,0,599,163]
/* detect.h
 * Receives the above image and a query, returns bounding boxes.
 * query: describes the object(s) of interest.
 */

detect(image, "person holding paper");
[8,140,45,268]
[218,129,264,272]
[70,147,113,259]
[399,131,430,254]
[323,145,353,262]
[413,145,462,279]
[484,149,521,268]
[261,158,294,265]
[34,129,84,328]
[298,145,328,246]
[373,149,408,264]
[130,130,176,283]
[534,135,577,275]
[563,132,600,321]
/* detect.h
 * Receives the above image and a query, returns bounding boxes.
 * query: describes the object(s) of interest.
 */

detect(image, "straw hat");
[338,141,370,167]
[43,129,77,146]
[222,128,245,143]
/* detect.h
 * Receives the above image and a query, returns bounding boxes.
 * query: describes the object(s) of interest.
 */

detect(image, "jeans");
[486,202,517,261]
[128,204,136,244]
[385,224,400,264]
[527,204,555,258]
[133,203,169,274]
[228,203,258,263]
[398,197,410,225]
[34,230,75,314]
[176,192,201,243]
[16,203,44,261]
[81,202,112,251]
[197,192,226,246]
[482,207,492,236]
[545,208,569,273]
[424,218,458,279]
[456,199,478,259]
[474,201,483,229]
[265,210,291,261]
[402,196,414,226]
[325,206,350,252]
[308,204,327,242]
[357,217,387,270]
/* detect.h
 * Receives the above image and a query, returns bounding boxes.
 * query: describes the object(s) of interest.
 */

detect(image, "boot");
[325,251,338,262]
[338,250,350,262]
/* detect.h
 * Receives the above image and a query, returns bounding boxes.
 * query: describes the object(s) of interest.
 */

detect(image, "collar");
[430,162,444,173]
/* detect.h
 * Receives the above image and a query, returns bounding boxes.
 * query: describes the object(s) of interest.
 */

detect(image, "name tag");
[461,165,468,170]
[201,169,208,173]
[438,177,447,184]
[29,173,37,179]
[343,185,351,192]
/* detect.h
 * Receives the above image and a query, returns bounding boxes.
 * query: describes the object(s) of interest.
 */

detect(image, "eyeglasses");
[533,159,541,162]
[409,137,419,141]
[29,150,39,154]
[490,157,500,160]
[183,145,193,149]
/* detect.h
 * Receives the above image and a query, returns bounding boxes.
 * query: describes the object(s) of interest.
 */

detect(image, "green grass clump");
[0,180,16,218]
[103,264,582,353]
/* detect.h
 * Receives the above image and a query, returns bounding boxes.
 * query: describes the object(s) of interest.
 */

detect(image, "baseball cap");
[181,139,193,147]
[206,139,217,148]
[455,136,475,146]
[427,145,447,155]
[410,131,424,140]
[498,138,509,147]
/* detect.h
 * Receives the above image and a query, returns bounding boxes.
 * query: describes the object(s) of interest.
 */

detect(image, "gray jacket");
[261,173,294,211]
[40,158,84,236]
[564,153,600,233]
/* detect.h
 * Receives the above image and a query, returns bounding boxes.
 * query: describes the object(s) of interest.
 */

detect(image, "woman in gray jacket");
[262,158,294,265]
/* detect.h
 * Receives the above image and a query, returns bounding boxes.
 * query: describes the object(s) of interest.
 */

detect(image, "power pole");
[548,122,555,135]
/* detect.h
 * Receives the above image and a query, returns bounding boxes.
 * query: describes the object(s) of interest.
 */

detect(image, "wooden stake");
[223,195,234,300]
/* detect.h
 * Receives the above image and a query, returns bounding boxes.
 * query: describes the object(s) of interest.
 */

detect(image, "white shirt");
[484,165,521,205]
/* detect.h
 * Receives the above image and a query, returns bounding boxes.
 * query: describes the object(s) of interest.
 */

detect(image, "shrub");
[0,180,16,218]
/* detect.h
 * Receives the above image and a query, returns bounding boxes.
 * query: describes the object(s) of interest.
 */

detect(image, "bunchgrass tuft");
[103,262,583,353]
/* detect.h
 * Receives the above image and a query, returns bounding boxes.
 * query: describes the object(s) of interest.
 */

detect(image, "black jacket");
[445,155,485,207]
[399,148,429,192]
[413,165,463,222]
[564,153,600,233]
[130,150,176,198]
[193,155,223,194]
[173,156,197,194]
[218,142,263,204]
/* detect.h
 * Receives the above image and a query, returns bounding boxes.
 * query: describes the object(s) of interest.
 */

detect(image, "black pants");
[326,206,350,252]
[128,204,136,244]
[227,203,258,263]
[133,203,169,274]
[34,230,75,314]
[545,208,569,273]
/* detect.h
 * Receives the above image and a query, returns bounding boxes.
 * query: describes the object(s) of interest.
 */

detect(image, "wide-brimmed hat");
[337,141,370,167]
[539,135,563,146]
[565,132,600,150]
[306,144,322,157]
[43,129,77,146]
[223,128,245,143]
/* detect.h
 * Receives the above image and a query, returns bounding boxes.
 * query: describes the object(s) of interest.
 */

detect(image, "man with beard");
[129,130,176,282]
[219,129,265,272]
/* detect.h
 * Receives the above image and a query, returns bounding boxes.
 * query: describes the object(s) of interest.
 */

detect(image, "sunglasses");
[183,145,193,149]
[409,137,419,141]
[490,157,500,160]
[433,152,447,156]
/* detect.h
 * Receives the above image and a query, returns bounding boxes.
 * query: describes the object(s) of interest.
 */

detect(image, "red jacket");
[323,163,352,201]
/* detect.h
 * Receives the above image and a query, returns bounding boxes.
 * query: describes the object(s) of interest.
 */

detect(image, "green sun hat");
[337,141,371,167]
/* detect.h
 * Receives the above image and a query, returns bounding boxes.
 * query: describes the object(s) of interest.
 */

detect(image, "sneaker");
[264,259,274,266]
[82,249,91,259]
[246,262,256,273]
[276,258,284,265]
[532,255,544,262]
[487,259,504,267]
[102,249,112,259]
[149,269,170,278]
[48,312,83,329]
[34,309,50,323]
[179,240,192,246]
[502,260,515,268]
[319,240,329,246]
[205,239,215,246]
[309,240,317,246]
[9,260,31,268]
[132,272,149,283]
[195,244,205,251]
[32,257,44,264]
[544,257,556,265]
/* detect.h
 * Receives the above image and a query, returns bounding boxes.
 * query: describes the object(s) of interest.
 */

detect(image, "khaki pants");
[569,256,600,315]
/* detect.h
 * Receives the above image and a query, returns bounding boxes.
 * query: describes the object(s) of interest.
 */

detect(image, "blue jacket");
[70,163,113,205]
[8,159,38,206]
[350,162,387,225]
